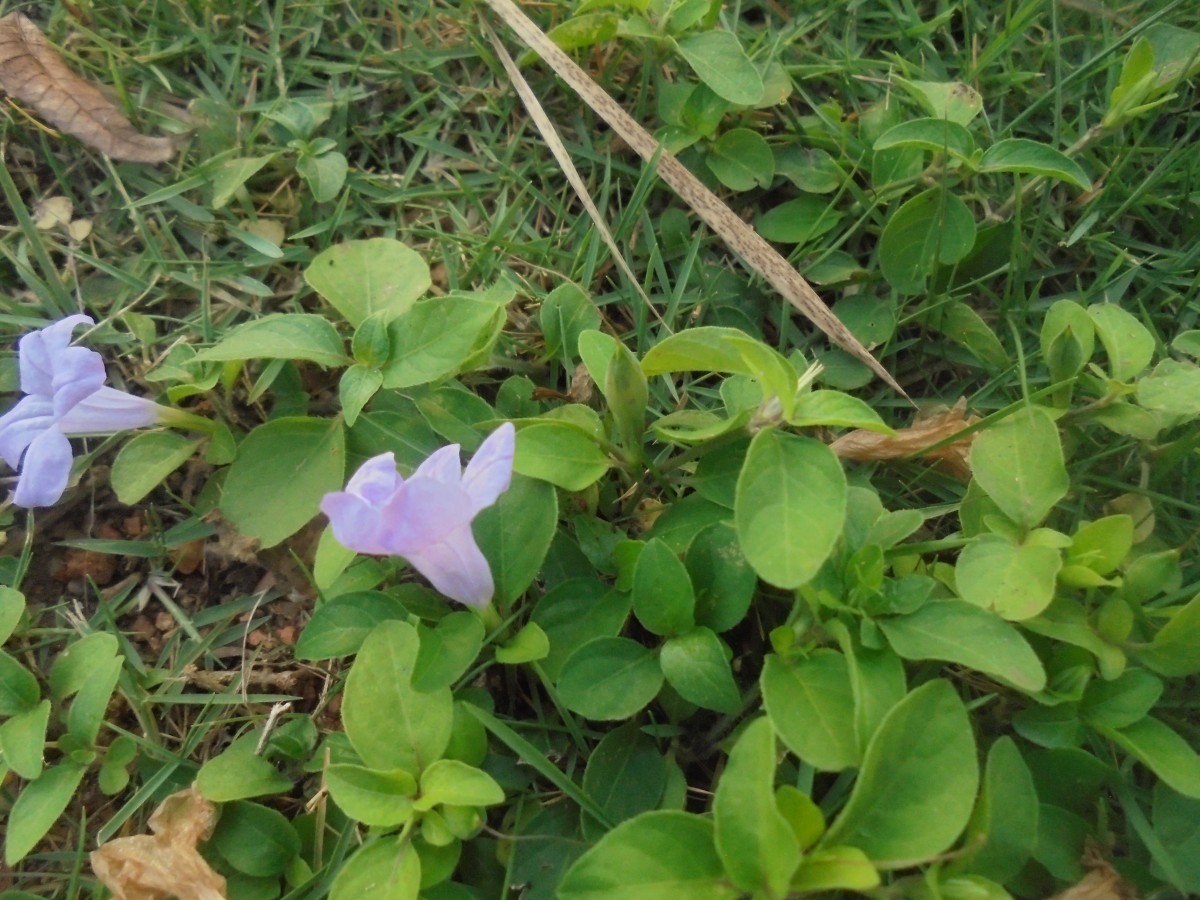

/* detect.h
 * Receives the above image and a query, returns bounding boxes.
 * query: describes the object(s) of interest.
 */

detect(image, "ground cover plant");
[1,0,1199,897]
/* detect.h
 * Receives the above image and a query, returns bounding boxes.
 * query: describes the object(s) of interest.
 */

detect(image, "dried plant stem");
[477,0,905,396]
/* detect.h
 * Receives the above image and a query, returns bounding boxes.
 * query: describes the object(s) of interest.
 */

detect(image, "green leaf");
[4,763,87,865]
[660,627,740,714]
[211,155,273,209]
[674,32,763,106]
[840,639,907,755]
[970,405,1067,529]
[413,612,486,690]
[339,365,383,427]
[111,431,204,505]
[494,621,550,665]
[789,846,880,893]
[642,327,798,411]
[62,644,121,747]
[1024,599,1127,682]
[1087,303,1155,382]
[735,430,846,589]
[416,759,505,810]
[545,12,619,53]
[706,128,775,191]
[774,145,842,193]
[558,811,738,899]
[897,79,983,125]
[0,586,24,644]
[686,523,755,633]
[879,600,1047,691]
[512,422,611,491]
[823,680,978,861]
[557,637,663,721]
[0,700,49,780]
[774,786,825,851]
[1068,515,1133,575]
[297,149,347,202]
[978,139,1092,190]
[295,591,408,660]
[952,737,1038,883]
[191,314,347,367]
[0,652,40,718]
[330,836,421,900]
[1041,299,1096,384]
[342,620,454,773]
[542,283,601,367]
[196,744,292,802]
[756,195,842,245]
[714,718,801,896]
[221,416,345,548]
[305,237,431,326]
[605,338,649,457]
[325,764,416,827]
[873,118,974,159]
[475,474,559,604]
[578,328,615,390]
[1136,593,1200,676]
[787,391,893,432]
[380,295,506,388]
[531,580,632,681]
[1137,359,1200,419]
[1104,717,1200,799]
[632,538,695,637]
[956,534,1062,621]
[581,724,668,837]
[879,187,977,294]
[1152,784,1200,895]
[933,301,1010,371]
[761,652,858,771]
[211,801,301,877]
[1081,668,1162,729]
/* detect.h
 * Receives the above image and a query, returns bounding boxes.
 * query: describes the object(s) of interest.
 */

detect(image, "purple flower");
[321,423,516,607]
[0,315,163,508]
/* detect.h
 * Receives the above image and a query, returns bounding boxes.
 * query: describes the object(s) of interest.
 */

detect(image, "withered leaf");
[1050,853,1138,900]
[830,398,978,480]
[0,13,175,162]
[91,786,226,900]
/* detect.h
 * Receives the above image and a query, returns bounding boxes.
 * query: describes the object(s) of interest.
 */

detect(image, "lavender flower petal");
[401,522,495,607]
[18,314,93,397]
[461,423,515,514]
[0,396,54,468]
[12,426,73,508]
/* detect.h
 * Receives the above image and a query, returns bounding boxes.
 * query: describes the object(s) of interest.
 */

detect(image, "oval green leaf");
[304,237,431,326]
[970,405,1067,529]
[878,600,1046,691]
[735,430,846,589]
[674,32,763,106]
[557,637,663,721]
[190,314,348,367]
[878,187,977,294]
[978,138,1092,190]
[558,810,739,899]
[220,416,345,548]
[822,680,978,862]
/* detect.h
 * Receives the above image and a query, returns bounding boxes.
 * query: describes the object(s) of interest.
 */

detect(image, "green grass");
[1,0,1198,895]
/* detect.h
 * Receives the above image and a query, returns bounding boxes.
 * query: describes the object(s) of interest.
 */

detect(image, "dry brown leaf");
[0,13,175,162]
[830,398,978,480]
[1051,858,1138,900]
[91,787,226,900]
